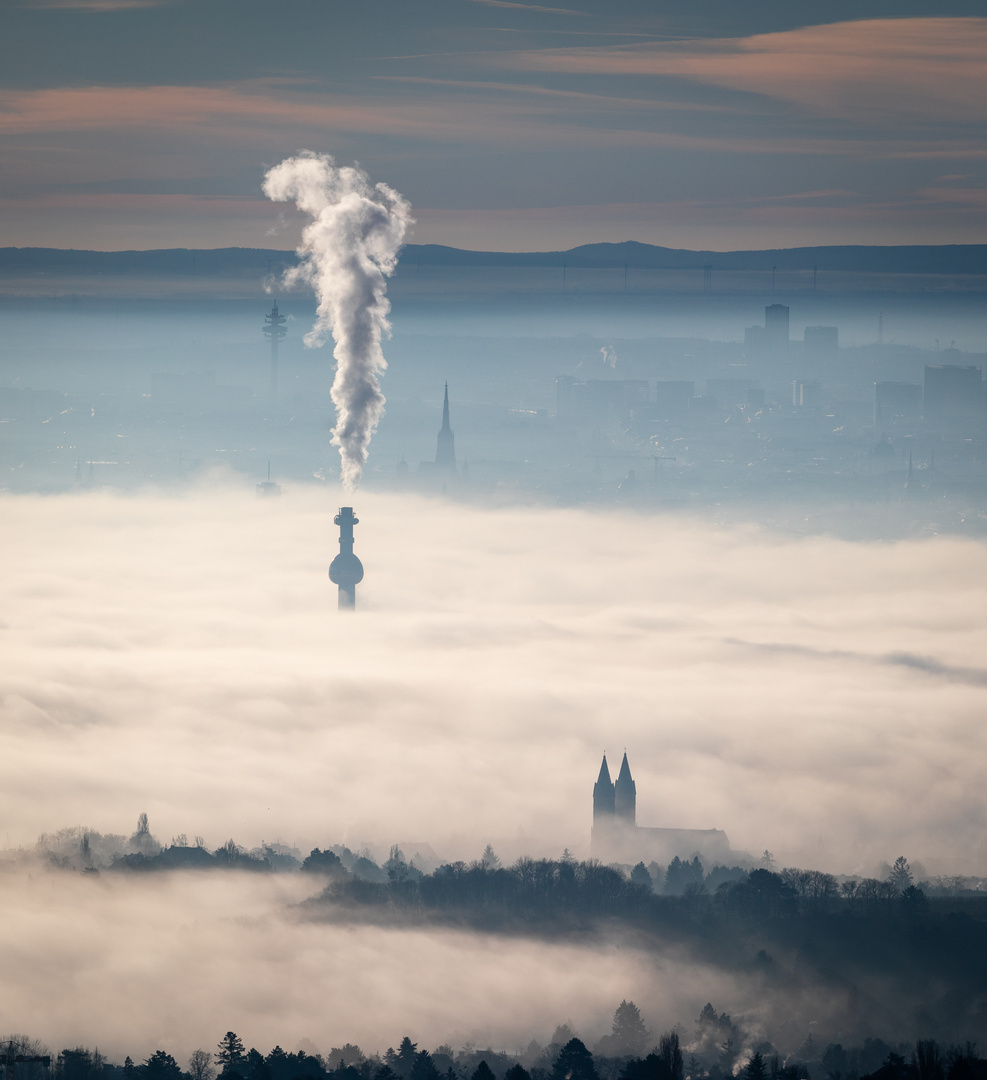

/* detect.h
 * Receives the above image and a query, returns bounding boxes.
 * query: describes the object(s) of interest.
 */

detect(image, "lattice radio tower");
[262,301,288,399]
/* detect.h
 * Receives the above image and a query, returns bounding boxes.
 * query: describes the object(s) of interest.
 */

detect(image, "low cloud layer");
[0,867,730,1062]
[2,486,985,877]
[2,485,985,1058]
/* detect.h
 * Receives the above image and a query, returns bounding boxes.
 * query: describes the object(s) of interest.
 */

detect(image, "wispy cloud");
[497,17,987,125]
[468,0,587,15]
[724,638,987,688]
[4,82,978,162]
[24,0,167,10]
[916,185,987,207]
[0,83,817,154]
[372,74,739,112]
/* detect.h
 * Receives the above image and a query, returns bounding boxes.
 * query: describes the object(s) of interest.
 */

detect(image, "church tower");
[435,382,456,472]
[593,753,615,823]
[614,752,636,824]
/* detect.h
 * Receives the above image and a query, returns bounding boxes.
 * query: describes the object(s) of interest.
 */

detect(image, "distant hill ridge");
[1,241,986,275]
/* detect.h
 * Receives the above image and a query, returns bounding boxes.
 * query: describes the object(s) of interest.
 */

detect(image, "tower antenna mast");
[262,301,288,400]
[329,507,364,610]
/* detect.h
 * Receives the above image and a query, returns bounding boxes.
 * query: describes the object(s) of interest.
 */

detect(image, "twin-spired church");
[591,752,733,867]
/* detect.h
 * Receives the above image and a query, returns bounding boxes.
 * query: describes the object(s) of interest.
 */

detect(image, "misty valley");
[6,811,987,1061]
[2,249,986,1075]
[5,1,987,1078]
[1,849,986,1080]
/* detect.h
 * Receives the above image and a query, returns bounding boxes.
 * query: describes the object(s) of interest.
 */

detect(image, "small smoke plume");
[263,153,412,490]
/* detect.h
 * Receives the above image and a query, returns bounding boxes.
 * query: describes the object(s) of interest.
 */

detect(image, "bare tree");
[217,839,242,867]
[188,1050,214,1080]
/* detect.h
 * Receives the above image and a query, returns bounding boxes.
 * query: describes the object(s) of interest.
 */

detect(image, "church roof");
[616,752,633,784]
[596,754,612,785]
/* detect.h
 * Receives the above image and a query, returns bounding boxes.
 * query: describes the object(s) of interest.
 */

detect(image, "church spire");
[435,382,456,472]
[614,751,636,824]
[596,754,612,786]
[593,753,615,822]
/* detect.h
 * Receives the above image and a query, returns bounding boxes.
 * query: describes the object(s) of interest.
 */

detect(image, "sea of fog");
[2,486,984,869]
[2,485,986,1059]
[1,864,834,1064]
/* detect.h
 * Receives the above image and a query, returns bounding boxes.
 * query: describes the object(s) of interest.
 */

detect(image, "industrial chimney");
[329,506,364,609]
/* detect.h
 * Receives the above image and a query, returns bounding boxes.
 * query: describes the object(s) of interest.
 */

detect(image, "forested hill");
[302,857,987,1045]
[1,243,986,276]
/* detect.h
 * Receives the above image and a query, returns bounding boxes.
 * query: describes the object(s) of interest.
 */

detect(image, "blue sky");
[3,0,986,250]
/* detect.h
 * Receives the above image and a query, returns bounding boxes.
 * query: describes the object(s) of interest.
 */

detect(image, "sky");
[3,0,987,251]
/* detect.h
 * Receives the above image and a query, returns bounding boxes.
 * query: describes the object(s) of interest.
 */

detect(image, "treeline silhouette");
[30,824,987,1042]
[34,820,986,913]
[310,850,983,928]
[303,853,987,1044]
[5,1003,986,1080]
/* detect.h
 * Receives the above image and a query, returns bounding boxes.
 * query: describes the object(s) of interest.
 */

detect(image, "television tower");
[262,301,287,399]
[329,506,364,610]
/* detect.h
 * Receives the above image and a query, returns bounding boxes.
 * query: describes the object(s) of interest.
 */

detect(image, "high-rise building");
[804,325,838,361]
[792,379,822,408]
[764,304,790,358]
[875,382,922,428]
[924,364,984,429]
[555,376,649,422]
[743,324,765,357]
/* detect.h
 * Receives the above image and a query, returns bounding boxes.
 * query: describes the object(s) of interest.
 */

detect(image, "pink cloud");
[500,18,987,124]
[26,0,164,8]
[916,185,987,207]
[0,83,824,154]
[468,0,586,14]
[0,192,273,214]
[5,82,975,162]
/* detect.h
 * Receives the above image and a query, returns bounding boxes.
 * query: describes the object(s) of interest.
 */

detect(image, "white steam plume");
[263,152,412,490]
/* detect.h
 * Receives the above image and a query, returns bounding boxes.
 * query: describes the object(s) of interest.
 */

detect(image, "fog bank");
[0,868,717,1062]
[1,486,985,875]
